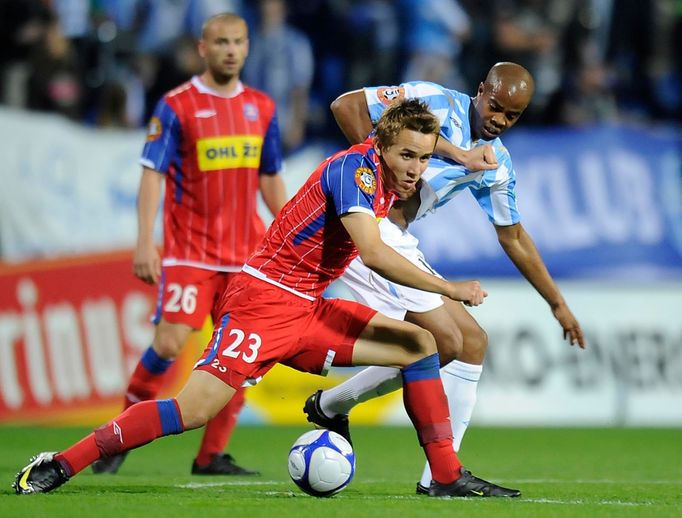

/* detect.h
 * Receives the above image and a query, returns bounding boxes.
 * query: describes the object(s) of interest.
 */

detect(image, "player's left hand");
[552,303,585,349]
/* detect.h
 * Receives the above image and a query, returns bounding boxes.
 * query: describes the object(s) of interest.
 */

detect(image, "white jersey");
[342,81,523,317]
[365,82,520,225]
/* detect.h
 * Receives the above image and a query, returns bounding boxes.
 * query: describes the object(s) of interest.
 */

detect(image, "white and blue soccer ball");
[287,429,355,497]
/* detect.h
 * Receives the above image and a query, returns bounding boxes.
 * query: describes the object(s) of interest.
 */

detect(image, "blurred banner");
[370,281,682,427]
[0,252,200,424]
[1,254,680,426]
[1,111,681,427]
[0,109,143,260]
[2,109,681,284]
[412,126,682,280]
[0,108,322,261]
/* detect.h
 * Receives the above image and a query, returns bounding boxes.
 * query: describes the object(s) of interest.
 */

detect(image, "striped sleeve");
[321,153,378,218]
[259,109,283,175]
[470,143,520,225]
[364,81,453,133]
[140,98,181,174]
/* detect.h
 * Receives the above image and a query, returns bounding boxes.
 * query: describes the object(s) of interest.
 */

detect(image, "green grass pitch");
[1,426,680,517]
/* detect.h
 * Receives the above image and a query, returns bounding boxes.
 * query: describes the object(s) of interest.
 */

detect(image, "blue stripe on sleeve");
[322,153,376,217]
[140,99,181,174]
[402,353,440,383]
[260,110,283,174]
[472,186,494,222]
[156,399,183,435]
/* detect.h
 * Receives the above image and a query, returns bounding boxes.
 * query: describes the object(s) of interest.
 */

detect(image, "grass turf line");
[0,426,680,517]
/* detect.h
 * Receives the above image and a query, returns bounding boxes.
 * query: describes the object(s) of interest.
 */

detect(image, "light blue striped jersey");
[365,82,520,226]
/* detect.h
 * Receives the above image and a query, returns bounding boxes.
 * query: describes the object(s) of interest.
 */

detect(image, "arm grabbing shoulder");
[330,90,373,145]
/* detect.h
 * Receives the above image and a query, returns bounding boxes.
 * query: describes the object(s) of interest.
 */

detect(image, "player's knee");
[434,324,464,366]
[392,326,437,367]
[460,325,488,363]
[153,331,185,360]
[412,327,437,358]
[177,402,214,430]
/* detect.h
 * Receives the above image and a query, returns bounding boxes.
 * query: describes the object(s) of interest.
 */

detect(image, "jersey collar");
[191,76,245,98]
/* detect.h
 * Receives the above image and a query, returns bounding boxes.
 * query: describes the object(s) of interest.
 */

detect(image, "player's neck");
[468,99,482,141]
[200,71,241,96]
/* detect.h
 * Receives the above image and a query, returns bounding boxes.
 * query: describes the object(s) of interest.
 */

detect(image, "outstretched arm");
[495,223,585,348]
[330,89,496,170]
[330,90,373,144]
[342,212,487,306]
[259,173,287,217]
[133,167,164,284]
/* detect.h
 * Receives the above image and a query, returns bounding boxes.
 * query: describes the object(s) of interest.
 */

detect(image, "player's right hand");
[133,242,161,284]
[461,144,498,171]
[446,280,487,306]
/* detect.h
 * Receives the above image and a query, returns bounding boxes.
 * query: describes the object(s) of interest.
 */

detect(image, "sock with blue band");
[124,346,174,408]
[57,398,184,476]
[402,353,461,484]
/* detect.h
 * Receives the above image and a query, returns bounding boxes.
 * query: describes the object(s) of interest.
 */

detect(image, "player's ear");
[198,39,206,59]
[373,142,382,157]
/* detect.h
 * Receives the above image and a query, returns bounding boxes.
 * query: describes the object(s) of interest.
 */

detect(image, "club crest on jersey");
[449,112,462,129]
[146,116,162,142]
[355,167,377,195]
[377,86,405,105]
[243,103,259,121]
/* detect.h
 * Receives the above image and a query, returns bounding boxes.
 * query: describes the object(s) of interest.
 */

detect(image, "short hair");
[374,98,440,149]
[201,13,246,39]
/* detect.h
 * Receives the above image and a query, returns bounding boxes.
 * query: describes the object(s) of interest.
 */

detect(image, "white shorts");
[341,218,444,320]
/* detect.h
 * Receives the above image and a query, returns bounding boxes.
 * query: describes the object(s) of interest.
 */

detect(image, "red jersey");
[245,141,395,298]
[141,76,282,271]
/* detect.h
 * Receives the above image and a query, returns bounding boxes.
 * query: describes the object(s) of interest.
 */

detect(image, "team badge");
[146,116,162,142]
[354,167,376,195]
[243,103,259,121]
[449,112,462,129]
[377,86,405,105]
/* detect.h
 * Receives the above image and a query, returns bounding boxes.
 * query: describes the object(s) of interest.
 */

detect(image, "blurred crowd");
[1,0,680,152]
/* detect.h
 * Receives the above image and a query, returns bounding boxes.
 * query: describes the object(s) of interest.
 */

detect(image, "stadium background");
[0,0,680,431]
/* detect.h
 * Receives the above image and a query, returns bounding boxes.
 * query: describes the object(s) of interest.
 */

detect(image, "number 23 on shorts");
[209,327,262,373]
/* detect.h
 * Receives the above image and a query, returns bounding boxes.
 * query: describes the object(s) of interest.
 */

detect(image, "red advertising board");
[0,251,199,425]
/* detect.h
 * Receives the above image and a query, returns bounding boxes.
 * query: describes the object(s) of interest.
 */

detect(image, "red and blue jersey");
[245,141,395,299]
[141,76,282,270]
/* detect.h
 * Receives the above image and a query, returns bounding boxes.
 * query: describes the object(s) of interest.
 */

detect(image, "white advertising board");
[377,281,682,426]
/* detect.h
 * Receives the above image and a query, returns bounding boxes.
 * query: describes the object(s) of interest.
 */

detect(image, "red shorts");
[194,273,377,389]
[153,266,236,329]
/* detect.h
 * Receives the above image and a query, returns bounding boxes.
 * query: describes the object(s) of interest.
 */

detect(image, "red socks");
[56,399,184,476]
[401,354,461,484]
[122,345,246,468]
[124,346,173,408]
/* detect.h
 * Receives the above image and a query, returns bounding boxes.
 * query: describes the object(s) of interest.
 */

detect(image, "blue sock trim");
[402,353,441,383]
[157,399,183,435]
[140,346,173,374]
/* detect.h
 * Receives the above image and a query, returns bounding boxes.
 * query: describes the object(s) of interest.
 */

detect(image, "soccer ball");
[287,429,355,497]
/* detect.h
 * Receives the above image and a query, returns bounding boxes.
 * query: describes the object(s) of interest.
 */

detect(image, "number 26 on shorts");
[164,283,198,314]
